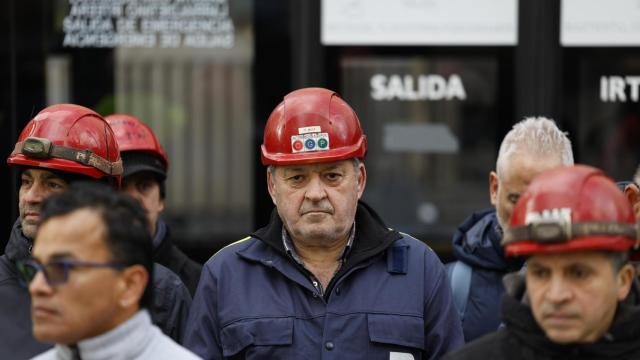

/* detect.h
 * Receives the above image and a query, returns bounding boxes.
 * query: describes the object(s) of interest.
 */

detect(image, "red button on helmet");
[261,87,367,166]
[105,114,169,172]
[7,104,122,185]
[504,165,637,257]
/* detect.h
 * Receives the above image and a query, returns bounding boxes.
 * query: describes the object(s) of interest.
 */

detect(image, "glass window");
[564,50,640,181]
[341,56,503,243]
[45,0,254,250]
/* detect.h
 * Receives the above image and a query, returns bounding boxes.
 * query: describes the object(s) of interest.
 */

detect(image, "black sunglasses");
[16,258,126,287]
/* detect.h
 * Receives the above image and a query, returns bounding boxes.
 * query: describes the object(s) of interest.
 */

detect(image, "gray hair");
[633,165,640,185]
[608,251,630,272]
[496,117,573,178]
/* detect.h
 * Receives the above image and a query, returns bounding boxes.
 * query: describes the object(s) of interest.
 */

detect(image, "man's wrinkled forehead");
[22,168,68,183]
[500,152,563,180]
[527,251,613,270]
[36,209,107,250]
[276,160,349,175]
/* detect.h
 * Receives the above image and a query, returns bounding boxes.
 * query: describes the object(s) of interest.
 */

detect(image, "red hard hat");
[504,165,637,257]
[261,87,367,165]
[7,104,122,185]
[105,114,169,172]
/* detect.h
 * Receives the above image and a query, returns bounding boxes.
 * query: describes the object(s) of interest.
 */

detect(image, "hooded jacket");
[0,222,49,359]
[445,208,524,342]
[443,274,640,360]
[0,220,192,359]
[183,202,464,360]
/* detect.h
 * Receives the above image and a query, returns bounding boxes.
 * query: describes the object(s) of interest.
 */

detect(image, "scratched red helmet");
[503,165,637,257]
[105,114,168,179]
[7,104,122,185]
[261,87,367,165]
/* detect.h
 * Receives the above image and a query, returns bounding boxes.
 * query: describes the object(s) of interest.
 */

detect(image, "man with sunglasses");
[22,182,200,359]
[0,104,191,359]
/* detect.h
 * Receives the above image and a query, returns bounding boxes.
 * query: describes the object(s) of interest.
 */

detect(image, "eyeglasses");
[16,258,126,287]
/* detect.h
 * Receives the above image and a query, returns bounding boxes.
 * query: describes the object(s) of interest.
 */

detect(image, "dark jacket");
[443,275,640,360]
[152,262,193,342]
[183,202,464,360]
[0,220,192,359]
[445,208,524,342]
[153,219,203,296]
[0,223,49,359]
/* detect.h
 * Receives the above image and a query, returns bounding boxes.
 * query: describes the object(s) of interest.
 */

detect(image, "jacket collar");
[251,201,401,265]
[5,219,32,263]
[54,310,155,360]
[452,208,524,272]
[249,201,402,278]
[152,219,167,251]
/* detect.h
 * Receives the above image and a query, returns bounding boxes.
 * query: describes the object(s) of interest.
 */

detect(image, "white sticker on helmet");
[291,133,330,153]
[298,126,322,134]
[525,208,572,225]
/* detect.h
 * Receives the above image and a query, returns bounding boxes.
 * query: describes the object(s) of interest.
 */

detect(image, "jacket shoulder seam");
[206,236,255,263]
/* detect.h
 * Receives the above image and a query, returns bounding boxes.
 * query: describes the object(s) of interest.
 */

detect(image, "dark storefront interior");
[1,0,640,263]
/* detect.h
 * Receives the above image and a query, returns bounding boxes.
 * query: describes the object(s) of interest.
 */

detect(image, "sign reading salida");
[370,74,467,101]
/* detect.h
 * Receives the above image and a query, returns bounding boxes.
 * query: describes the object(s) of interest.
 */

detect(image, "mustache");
[21,205,41,216]
[540,306,580,320]
[299,204,334,215]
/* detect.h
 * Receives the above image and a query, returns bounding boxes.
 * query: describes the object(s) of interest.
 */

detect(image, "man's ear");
[356,163,366,200]
[489,171,499,206]
[158,197,166,213]
[266,168,277,206]
[118,265,148,309]
[617,263,635,301]
[624,183,640,220]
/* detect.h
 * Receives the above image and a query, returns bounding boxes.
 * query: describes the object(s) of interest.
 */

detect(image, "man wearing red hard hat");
[106,114,202,295]
[183,88,463,359]
[444,165,640,360]
[0,104,191,359]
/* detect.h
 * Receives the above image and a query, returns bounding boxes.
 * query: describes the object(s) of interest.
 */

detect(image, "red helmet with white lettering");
[261,87,367,165]
[503,165,637,256]
[105,114,168,179]
[7,104,122,186]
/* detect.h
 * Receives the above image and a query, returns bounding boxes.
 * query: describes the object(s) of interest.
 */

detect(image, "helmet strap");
[504,221,638,245]
[12,137,123,176]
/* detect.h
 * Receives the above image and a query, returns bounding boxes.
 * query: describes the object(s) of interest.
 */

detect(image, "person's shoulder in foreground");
[26,183,201,359]
[32,310,202,360]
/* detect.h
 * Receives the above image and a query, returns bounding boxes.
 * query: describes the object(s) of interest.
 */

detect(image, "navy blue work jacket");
[184,202,463,359]
[446,208,524,342]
